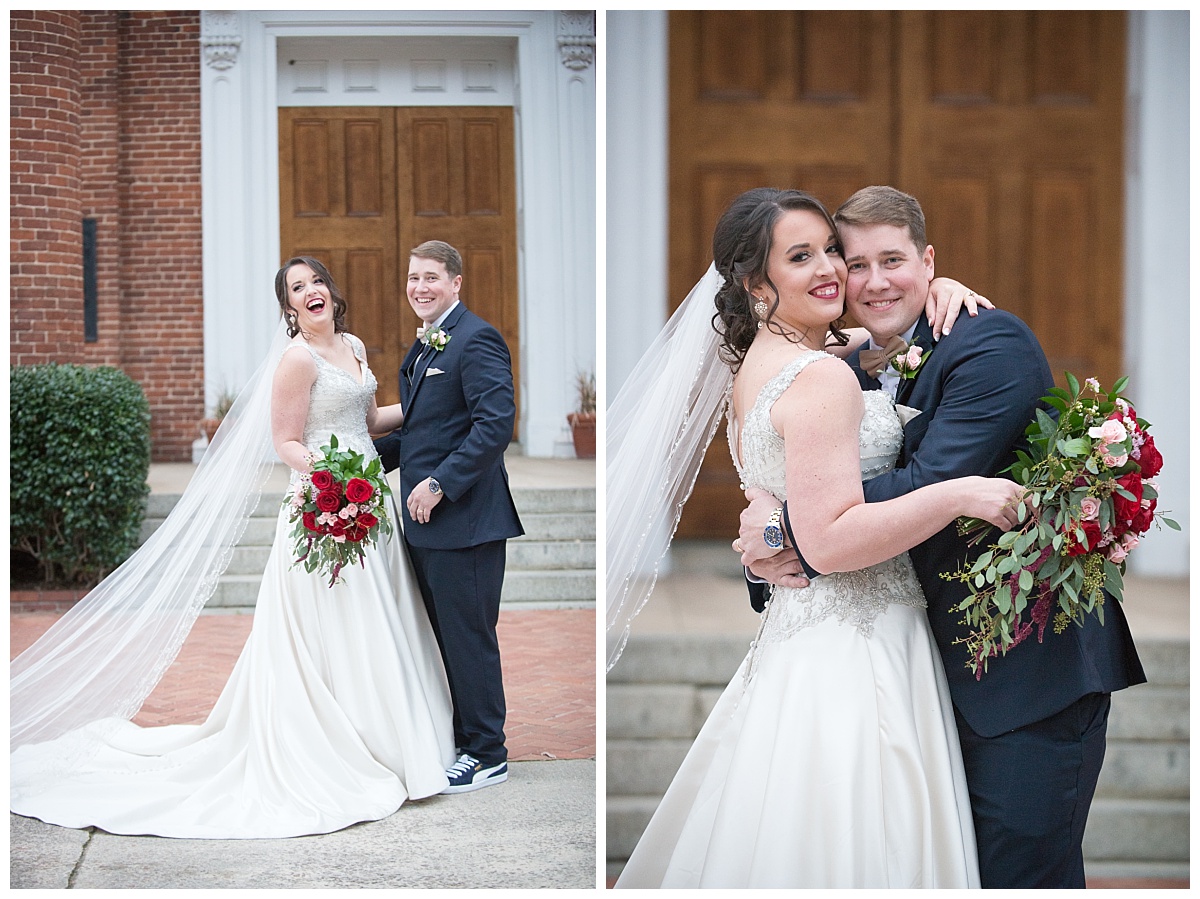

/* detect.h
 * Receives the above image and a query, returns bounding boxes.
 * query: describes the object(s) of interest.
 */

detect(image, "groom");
[374,240,524,794]
[740,186,1145,887]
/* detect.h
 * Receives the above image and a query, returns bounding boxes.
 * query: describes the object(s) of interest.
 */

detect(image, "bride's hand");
[926,278,994,340]
[737,487,782,563]
[959,477,1027,531]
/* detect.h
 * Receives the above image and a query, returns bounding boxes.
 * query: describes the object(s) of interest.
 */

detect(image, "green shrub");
[11,364,151,586]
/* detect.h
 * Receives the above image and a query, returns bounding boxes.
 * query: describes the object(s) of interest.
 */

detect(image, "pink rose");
[1089,418,1128,446]
[1106,542,1129,563]
[904,346,924,369]
[1079,497,1100,521]
[1103,452,1128,468]
[1120,532,1141,550]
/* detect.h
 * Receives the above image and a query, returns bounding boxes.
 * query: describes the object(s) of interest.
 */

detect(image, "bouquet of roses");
[946,373,1178,677]
[284,434,393,587]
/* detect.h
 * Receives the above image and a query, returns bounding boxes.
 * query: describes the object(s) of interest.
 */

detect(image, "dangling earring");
[753,296,769,328]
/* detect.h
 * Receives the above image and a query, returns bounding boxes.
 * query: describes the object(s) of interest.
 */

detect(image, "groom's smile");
[407,255,462,325]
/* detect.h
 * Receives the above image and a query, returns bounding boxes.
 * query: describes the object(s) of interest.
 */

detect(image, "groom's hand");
[745,550,811,590]
[406,477,444,524]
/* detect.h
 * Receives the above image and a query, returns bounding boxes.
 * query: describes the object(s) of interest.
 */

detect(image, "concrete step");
[140,484,596,609]
[220,539,597,577]
[1084,797,1190,863]
[1095,738,1189,799]
[209,568,596,609]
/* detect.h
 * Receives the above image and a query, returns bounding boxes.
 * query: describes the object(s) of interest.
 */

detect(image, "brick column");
[10,11,84,366]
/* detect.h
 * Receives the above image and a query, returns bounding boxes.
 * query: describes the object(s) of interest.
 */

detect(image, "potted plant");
[199,387,237,443]
[567,370,596,459]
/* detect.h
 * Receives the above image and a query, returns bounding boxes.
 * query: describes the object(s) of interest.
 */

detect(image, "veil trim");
[606,265,731,670]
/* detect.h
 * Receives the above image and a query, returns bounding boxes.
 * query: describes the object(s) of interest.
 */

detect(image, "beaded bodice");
[288,335,378,476]
[729,350,925,653]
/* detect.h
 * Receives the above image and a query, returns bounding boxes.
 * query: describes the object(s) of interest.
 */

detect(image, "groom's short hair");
[411,240,463,278]
[834,186,928,249]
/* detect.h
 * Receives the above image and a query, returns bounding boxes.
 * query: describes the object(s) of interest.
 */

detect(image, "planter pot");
[567,412,596,459]
[200,418,221,443]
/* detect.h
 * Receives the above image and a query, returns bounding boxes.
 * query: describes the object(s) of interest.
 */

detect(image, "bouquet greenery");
[284,435,393,587]
[946,374,1178,677]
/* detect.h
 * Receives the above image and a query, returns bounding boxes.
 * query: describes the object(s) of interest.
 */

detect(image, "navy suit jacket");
[759,310,1144,737]
[374,303,523,550]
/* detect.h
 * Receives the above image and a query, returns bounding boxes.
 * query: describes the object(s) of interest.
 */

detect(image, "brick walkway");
[11,606,595,762]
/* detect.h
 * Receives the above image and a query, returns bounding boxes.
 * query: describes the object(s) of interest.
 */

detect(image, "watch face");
[429,479,441,494]
[764,525,784,549]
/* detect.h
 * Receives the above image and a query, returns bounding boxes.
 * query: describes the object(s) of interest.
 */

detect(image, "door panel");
[279,106,520,418]
[668,10,1125,539]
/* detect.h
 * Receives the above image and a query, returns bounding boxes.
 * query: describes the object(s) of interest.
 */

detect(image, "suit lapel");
[405,304,467,417]
[895,316,937,407]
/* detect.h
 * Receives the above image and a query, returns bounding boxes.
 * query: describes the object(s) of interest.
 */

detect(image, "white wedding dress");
[616,351,979,888]
[10,339,455,839]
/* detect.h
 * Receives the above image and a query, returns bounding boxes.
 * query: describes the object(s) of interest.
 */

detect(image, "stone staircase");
[139,483,595,609]
[606,633,1189,884]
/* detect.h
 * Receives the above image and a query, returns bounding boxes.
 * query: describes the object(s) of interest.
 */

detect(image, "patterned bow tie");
[859,335,909,378]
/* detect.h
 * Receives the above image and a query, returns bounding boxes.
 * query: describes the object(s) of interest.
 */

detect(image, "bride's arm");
[270,347,319,472]
[926,278,994,338]
[366,397,404,435]
[772,357,1021,573]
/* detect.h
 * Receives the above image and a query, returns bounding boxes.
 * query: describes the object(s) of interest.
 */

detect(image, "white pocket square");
[895,404,923,427]
[426,367,445,376]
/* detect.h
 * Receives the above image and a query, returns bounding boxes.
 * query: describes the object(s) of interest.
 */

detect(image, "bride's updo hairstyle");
[712,187,850,369]
[275,255,349,338]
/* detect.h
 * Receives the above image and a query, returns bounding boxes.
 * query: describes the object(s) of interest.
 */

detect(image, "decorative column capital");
[201,10,242,71]
[557,11,595,72]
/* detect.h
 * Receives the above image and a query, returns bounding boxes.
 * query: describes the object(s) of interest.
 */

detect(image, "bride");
[608,188,1024,887]
[10,257,454,839]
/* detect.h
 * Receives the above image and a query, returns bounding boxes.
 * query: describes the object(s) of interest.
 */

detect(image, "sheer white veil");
[11,319,291,749]
[606,264,732,670]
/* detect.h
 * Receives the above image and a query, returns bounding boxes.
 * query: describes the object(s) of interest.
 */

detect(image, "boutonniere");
[890,344,929,380]
[417,324,451,351]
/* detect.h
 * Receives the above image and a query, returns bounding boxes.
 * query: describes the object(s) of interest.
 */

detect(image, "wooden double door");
[279,106,520,412]
[670,10,1127,538]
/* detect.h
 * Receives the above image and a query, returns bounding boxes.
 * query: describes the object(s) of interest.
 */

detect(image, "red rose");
[357,511,378,529]
[1111,474,1143,528]
[315,490,342,513]
[1065,520,1103,557]
[345,478,373,504]
[302,511,319,532]
[311,469,335,491]
[1135,434,1163,478]
[1131,497,1156,534]
[345,524,369,543]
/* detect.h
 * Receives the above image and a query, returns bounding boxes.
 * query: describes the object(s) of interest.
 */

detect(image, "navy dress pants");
[407,539,508,766]
[956,692,1111,888]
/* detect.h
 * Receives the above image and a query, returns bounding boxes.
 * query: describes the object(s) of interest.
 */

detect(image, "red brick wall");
[11,11,204,461]
[11,11,84,366]
[113,11,204,462]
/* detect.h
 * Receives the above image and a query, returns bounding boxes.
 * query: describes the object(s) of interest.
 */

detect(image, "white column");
[516,12,597,457]
[1123,10,1189,576]
[605,11,668,400]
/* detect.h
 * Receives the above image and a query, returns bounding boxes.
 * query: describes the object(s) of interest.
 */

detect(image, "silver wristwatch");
[428,478,442,495]
[764,507,785,549]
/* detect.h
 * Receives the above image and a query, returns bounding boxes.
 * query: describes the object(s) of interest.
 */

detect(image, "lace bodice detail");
[288,336,378,476]
[728,350,925,660]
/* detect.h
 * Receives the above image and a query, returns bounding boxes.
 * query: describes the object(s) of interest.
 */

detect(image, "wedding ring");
[733,540,743,553]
